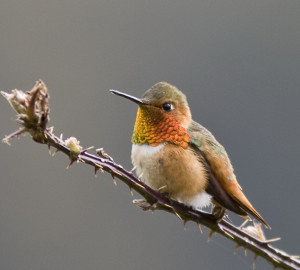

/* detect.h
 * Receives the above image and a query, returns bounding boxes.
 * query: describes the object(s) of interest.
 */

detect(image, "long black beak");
[109,89,147,105]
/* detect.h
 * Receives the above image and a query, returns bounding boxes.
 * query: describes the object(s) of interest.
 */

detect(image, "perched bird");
[110,82,269,228]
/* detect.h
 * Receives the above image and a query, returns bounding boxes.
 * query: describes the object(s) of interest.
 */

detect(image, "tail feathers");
[232,194,271,229]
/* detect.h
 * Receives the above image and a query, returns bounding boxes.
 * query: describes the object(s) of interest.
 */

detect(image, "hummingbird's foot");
[132,199,157,211]
[130,166,136,173]
[157,185,168,192]
[212,205,226,222]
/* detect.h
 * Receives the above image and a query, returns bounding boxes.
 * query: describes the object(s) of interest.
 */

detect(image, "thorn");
[60,133,63,140]
[224,214,232,223]
[111,174,117,186]
[130,166,136,173]
[223,230,234,239]
[66,160,75,169]
[161,203,173,209]
[133,181,146,190]
[234,244,240,255]
[265,237,281,244]
[94,167,99,177]
[197,222,203,234]
[157,185,167,192]
[111,169,122,177]
[244,245,247,256]
[240,219,249,228]
[183,220,188,230]
[253,254,258,270]
[129,187,134,196]
[217,224,234,239]
[82,146,94,153]
[78,158,85,163]
[52,149,59,157]
[207,230,215,242]
[138,172,144,179]
[48,126,54,133]
[94,163,104,172]
[48,144,52,155]
[173,210,182,220]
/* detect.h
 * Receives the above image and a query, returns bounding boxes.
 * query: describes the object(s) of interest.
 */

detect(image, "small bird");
[110,82,269,228]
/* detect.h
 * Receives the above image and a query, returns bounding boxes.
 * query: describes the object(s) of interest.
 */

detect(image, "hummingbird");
[110,82,270,228]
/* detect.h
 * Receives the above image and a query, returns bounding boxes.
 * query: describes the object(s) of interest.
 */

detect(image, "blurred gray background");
[1,1,299,269]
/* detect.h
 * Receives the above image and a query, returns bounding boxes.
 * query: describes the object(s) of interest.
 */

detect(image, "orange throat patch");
[132,107,191,148]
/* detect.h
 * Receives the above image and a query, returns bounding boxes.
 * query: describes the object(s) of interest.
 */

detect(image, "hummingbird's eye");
[162,102,173,112]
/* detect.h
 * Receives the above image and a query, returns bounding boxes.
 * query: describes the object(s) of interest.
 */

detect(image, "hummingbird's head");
[110,82,191,148]
[141,82,192,128]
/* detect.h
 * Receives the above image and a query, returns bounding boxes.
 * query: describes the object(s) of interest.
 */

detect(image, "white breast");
[132,143,166,160]
[131,143,165,181]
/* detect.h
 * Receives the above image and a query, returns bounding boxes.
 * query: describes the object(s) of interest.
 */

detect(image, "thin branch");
[2,81,300,270]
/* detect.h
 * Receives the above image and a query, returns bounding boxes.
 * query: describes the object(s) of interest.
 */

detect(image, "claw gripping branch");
[2,81,300,270]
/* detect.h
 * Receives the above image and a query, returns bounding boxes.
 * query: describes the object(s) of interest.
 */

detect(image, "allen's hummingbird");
[110,82,269,228]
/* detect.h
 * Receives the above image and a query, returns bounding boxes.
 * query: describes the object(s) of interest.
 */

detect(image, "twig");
[2,81,300,270]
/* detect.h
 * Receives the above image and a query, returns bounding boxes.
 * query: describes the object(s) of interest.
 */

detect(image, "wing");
[188,120,269,228]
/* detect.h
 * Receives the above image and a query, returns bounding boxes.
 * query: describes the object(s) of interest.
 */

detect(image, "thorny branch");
[2,81,300,270]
